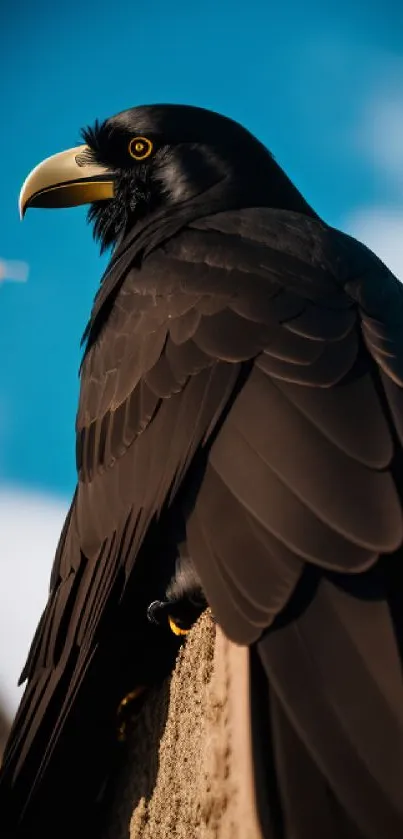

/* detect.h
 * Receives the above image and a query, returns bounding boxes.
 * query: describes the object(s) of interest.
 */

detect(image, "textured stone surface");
[101,610,263,839]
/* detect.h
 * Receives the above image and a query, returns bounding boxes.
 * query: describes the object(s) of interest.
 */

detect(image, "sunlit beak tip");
[18,145,114,216]
[18,180,29,219]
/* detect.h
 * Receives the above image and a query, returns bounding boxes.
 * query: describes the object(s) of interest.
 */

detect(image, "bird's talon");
[147,600,166,625]
[168,614,191,636]
[116,685,147,742]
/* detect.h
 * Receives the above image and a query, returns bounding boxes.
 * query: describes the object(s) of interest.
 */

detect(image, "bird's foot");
[147,599,195,636]
[168,614,191,636]
[116,685,148,742]
[147,552,208,636]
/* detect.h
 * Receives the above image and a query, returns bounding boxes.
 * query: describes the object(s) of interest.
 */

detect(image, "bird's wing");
[3,208,403,822]
[2,258,242,801]
[184,210,403,643]
[182,210,403,838]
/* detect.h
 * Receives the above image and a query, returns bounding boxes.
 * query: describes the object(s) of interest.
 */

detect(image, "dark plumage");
[2,103,403,839]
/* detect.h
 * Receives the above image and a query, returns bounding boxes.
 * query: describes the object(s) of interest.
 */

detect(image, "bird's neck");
[83,171,318,355]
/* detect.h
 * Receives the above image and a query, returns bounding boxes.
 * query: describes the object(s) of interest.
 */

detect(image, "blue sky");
[1,0,403,496]
[1,0,403,712]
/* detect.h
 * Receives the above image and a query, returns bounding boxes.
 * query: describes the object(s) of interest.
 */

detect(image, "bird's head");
[19,103,316,252]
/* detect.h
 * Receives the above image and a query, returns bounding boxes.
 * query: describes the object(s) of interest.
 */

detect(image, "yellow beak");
[19,145,115,219]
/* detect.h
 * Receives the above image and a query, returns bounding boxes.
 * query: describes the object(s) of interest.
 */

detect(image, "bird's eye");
[128,136,154,161]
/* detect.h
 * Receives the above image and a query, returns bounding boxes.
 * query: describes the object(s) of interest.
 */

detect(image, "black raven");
[1,103,403,839]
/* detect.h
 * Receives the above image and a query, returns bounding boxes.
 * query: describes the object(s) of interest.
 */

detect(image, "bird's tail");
[254,567,403,839]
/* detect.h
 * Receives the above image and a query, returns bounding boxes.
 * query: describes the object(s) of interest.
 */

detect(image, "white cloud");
[0,259,29,284]
[352,96,403,190]
[0,488,68,715]
[343,81,403,281]
[344,207,403,280]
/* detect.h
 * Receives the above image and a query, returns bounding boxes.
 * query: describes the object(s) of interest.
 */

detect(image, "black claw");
[147,600,167,625]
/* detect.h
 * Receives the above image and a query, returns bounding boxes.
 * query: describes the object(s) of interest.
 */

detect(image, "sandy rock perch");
[101,610,264,839]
